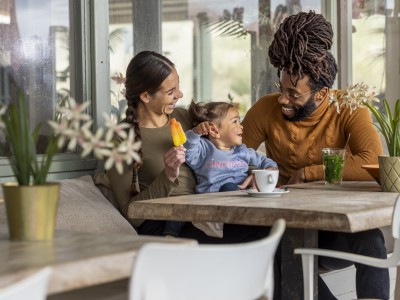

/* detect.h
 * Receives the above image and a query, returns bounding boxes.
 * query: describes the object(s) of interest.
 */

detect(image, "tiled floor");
[322,265,397,300]
[48,268,397,300]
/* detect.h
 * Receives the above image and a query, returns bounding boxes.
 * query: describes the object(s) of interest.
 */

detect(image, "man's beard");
[283,96,317,122]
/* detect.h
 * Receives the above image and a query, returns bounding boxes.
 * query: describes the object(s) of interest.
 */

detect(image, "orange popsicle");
[170,118,187,146]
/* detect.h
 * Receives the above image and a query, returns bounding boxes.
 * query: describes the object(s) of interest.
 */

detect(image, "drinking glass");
[322,148,346,184]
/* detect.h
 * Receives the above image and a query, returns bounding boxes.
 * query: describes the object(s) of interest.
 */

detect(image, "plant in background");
[0,89,141,186]
[111,72,127,123]
[329,82,400,156]
[200,7,248,38]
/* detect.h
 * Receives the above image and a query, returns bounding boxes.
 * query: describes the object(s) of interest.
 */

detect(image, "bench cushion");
[0,176,137,236]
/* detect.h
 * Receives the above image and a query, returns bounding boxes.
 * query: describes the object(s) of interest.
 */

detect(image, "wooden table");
[129,181,399,300]
[0,230,195,295]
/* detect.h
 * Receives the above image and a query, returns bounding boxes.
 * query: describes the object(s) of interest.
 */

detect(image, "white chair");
[295,194,400,300]
[129,219,286,300]
[0,267,52,300]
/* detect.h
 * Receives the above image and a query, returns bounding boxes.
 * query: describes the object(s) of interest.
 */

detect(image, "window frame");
[1,0,391,181]
[0,0,107,181]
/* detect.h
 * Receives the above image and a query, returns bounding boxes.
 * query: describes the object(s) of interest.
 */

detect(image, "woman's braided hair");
[124,51,175,195]
[268,11,337,90]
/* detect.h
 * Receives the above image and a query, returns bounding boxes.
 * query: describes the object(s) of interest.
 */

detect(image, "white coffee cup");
[252,169,279,193]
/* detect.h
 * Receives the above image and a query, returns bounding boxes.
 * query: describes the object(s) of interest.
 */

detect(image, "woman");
[98,51,269,244]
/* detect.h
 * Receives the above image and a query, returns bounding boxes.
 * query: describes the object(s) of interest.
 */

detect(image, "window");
[109,0,133,123]
[162,0,322,114]
[0,0,70,155]
[108,0,322,118]
[0,0,96,181]
[2,1,397,179]
[351,0,400,109]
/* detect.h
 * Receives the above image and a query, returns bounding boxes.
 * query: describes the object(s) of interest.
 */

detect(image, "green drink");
[322,148,346,184]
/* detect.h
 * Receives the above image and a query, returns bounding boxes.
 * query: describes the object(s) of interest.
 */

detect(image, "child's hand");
[238,174,254,190]
[194,122,218,136]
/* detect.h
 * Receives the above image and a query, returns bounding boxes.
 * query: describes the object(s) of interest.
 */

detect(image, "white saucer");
[242,188,289,198]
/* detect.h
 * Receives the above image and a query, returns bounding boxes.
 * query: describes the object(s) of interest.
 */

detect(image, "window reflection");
[109,0,133,123]
[109,0,321,119]
[162,0,321,113]
[109,0,400,121]
[108,1,322,119]
[0,0,70,155]
[352,0,400,108]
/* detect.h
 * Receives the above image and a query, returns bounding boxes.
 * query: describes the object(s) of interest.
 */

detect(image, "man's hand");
[287,168,305,184]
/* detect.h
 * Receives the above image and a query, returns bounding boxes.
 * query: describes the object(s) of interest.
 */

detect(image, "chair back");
[129,219,285,300]
[390,194,400,263]
[0,267,52,300]
[392,194,400,239]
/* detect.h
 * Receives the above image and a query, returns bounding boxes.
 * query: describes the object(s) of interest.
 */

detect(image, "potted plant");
[0,89,141,240]
[329,83,400,191]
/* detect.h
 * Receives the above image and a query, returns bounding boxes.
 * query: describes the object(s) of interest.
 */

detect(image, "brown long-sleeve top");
[241,92,383,185]
[96,107,196,228]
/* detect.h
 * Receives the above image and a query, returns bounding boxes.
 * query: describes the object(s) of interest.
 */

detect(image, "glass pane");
[352,0,400,107]
[109,0,133,123]
[107,0,322,120]
[162,0,321,115]
[109,0,321,121]
[0,0,70,155]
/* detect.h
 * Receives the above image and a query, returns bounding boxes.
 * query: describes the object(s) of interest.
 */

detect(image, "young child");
[185,100,278,193]
[163,100,278,238]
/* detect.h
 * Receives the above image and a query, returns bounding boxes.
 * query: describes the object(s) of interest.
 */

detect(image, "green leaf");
[1,88,59,185]
[365,98,400,157]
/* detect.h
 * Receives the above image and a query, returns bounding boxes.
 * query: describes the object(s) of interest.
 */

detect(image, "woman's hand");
[164,146,187,182]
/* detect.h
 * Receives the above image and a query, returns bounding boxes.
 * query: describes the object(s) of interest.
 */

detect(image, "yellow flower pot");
[3,182,60,241]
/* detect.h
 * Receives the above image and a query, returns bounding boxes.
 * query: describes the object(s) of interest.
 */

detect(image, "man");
[242,11,389,300]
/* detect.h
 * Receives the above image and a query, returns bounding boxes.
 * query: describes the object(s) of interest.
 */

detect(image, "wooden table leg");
[394,266,400,300]
[280,228,318,300]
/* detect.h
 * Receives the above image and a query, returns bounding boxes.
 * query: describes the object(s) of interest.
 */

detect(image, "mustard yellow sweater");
[241,92,382,185]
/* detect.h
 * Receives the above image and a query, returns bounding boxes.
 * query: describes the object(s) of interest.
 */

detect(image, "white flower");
[58,98,91,122]
[118,128,142,164]
[49,119,77,148]
[0,106,7,129]
[329,83,380,115]
[66,131,82,151]
[104,148,125,174]
[80,129,102,157]
[103,112,130,141]
[49,99,141,174]
[0,105,6,116]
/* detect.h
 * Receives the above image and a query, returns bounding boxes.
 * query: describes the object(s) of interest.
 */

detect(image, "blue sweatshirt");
[184,130,278,193]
